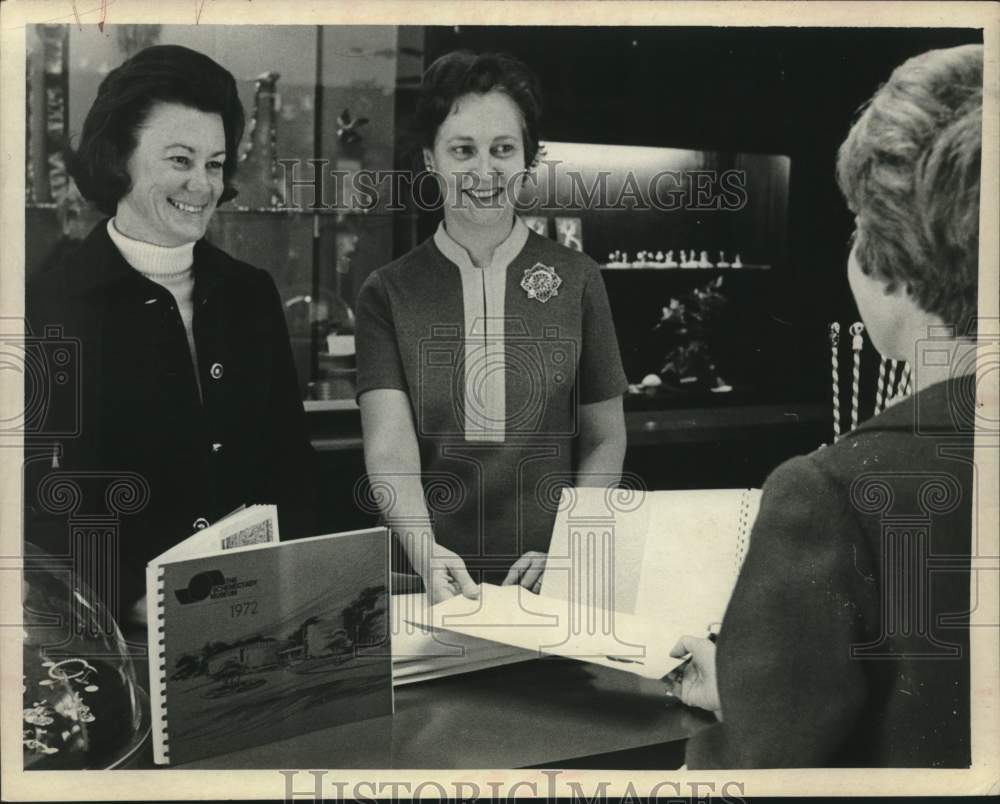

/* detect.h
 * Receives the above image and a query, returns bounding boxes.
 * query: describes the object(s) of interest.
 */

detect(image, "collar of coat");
[62,218,244,303]
[844,372,976,439]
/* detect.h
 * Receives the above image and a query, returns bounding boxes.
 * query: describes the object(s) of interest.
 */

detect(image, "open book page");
[390,593,534,685]
[152,505,279,565]
[542,487,761,631]
[403,583,683,680]
[633,489,761,629]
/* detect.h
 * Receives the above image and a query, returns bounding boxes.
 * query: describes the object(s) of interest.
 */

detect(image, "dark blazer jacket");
[25,222,316,613]
[686,375,974,768]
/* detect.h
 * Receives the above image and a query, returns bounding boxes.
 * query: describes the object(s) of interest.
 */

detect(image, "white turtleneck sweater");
[107,219,202,400]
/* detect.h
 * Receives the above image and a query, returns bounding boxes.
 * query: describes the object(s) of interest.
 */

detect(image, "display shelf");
[602,264,771,271]
[303,401,829,452]
[626,403,828,446]
[304,399,359,412]
[219,206,406,218]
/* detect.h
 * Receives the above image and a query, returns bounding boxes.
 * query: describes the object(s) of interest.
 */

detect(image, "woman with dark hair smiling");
[355,51,627,602]
[667,44,982,768]
[26,45,315,620]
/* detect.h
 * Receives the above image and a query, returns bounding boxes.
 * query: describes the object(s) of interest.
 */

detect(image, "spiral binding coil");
[155,568,169,762]
[734,489,754,580]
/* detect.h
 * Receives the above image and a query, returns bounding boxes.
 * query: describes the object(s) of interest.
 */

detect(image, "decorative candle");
[874,356,889,415]
[849,322,865,433]
[830,322,841,442]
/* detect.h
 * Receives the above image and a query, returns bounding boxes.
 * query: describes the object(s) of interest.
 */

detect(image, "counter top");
[308,402,829,452]
[178,658,715,769]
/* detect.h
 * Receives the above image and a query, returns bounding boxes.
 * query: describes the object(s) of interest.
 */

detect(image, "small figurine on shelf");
[655,250,665,265]
[716,250,730,267]
[698,250,713,268]
[555,216,584,251]
[664,249,678,268]
[732,253,743,268]
[239,71,286,208]
[678,250,688,268]
[336,108,370,146]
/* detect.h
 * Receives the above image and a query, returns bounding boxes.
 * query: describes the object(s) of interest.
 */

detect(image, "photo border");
[2,0,997,799]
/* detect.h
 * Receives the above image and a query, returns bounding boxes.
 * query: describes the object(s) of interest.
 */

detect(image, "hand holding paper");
[502,551,547,593]
[665,635,722,716]
[417,542,480,605]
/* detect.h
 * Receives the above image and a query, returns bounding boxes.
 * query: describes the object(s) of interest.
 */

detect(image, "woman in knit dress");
[356,51,628,602]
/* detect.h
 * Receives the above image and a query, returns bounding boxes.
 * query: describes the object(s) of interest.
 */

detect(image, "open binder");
[406,487,761,679]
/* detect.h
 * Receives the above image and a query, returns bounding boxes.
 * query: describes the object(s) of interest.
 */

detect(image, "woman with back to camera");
[355,51,628,603]
[667,44,983,767]
[26,45,315,621]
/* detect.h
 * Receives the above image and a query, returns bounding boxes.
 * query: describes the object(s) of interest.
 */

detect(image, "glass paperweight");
[22,543,149,769]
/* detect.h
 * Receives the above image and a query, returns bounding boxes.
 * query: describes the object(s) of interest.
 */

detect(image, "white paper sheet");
[390,592,535,684]
[403,583,685,680]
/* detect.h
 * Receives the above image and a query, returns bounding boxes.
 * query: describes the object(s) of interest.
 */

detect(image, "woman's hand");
[664,635,722,718]
[419,543,479,605]
[502,551,547,594]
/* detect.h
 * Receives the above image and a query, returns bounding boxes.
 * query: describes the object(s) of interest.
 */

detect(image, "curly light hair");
[837,44,982,334]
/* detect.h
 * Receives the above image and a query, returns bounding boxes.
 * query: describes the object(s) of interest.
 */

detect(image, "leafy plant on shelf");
[652,276,732,392]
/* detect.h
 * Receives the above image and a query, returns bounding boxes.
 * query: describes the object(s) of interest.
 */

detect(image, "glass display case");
[515,141,792,408]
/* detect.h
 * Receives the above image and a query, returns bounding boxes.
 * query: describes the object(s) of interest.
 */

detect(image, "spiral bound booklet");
[407,488,761,679]
[145,508,392,765]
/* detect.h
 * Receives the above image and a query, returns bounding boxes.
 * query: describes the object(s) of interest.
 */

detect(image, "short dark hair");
[68,45,245,215]
[414,50,544,169]
[837,44,982,333]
